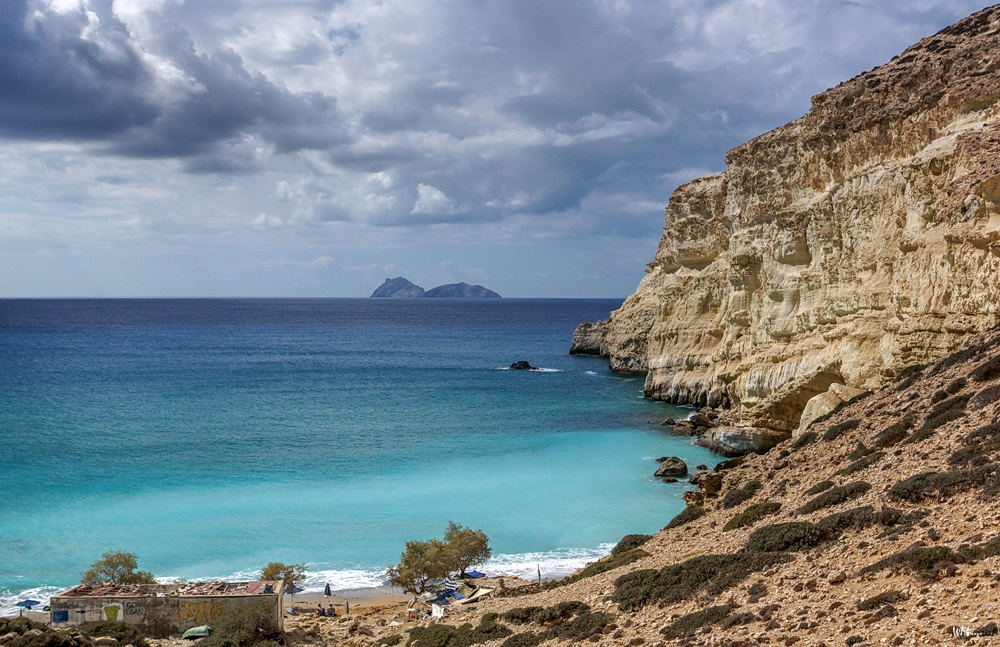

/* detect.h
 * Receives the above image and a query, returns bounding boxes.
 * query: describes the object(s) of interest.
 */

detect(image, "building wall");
[49,593,284,637]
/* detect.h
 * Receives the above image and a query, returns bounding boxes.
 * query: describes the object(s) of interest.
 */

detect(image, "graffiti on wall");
[102,604,124,622]
[177,600,226,626]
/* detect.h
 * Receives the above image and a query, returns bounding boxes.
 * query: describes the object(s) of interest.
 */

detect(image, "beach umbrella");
[345,601,349,615]
[15,600,41,617]
[324,583,331,598]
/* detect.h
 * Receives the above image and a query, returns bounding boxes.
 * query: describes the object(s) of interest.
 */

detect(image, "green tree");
[260,562,307,594]
[81,551,156,586]
[386,539,451,594]
[443,521,491,576]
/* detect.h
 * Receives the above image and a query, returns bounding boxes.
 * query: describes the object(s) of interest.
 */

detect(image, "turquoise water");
[0,298,716,614]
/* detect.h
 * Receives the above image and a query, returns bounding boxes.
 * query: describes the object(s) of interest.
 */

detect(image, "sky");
[0,0,992,298]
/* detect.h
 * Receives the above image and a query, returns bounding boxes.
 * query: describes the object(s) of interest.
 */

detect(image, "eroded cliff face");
[606,5,1000,439]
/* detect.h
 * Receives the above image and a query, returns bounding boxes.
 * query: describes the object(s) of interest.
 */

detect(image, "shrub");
[745,522,827,552]
[804,480,833,496]
[666,505,705,529]
[970,356,1000,383]
[847,443,873,461]
[791,432,817,449]
[78,622,148,647]
[971,384,1000,410]
[374,636,403,647]
[927,393,971,420]
[904,409,964,444]
[888,465,1000,502]
[823,418,861,442]
[862,546,955,577]
[611,534,651,555]
[796,482,871,515]
[501,608,545,625]
[721,612,758,629]
[874,414,915,448]
[661,605,732,638]
[721,480,762,509]
[947,377,968,395]
[500,634,543,647]
[197,601,280,647]
[408,620,512,647]
[530,601,589,626]
[0,618,49,635]
[964,421,1000,445]
[0,620,75,647]
[857,590,906,611]
[836,451,885,477]
[612,553,793,611]
[544,612,610,639]
[723,502,782,532]
[547,549,647,589]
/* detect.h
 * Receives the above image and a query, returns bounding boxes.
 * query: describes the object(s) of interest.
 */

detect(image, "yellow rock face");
[606,7,1000,436]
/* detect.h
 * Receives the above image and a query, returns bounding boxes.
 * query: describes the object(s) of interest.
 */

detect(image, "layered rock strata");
[605,5,1000,446]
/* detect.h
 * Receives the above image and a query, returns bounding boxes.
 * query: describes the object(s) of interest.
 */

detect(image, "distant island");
[370,277,502,299]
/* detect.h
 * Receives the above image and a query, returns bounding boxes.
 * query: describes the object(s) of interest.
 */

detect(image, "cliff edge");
[605,5,1000,448]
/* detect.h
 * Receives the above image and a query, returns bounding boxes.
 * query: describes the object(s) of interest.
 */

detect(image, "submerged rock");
[509,360,538,370]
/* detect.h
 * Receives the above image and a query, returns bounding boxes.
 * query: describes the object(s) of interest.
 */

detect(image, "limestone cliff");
[605,5,1000,443]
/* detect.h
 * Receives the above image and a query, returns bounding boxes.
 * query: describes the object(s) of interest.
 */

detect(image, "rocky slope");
[603,5,1000,449]
[316,320,1000,647]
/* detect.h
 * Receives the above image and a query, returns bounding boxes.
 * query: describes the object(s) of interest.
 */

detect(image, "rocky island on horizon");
[370,276,502,299]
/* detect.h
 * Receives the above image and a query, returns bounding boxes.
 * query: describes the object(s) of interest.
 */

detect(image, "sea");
[0,298,718,615]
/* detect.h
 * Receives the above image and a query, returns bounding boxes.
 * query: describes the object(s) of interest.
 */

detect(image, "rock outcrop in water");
[370,277,425,298]
[602,5,1000,452]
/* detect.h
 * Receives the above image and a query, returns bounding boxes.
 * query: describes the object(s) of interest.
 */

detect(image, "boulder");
[797,383,869,433]
[695,426,786,457]
[654,456,688,478]
[660,418,677,426]
[690,413,714,428]
[94,638,120,647]
[682,490,705,507]
[509,361,537,370]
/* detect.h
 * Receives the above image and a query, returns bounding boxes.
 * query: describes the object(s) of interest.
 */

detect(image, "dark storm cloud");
[0,0,346,165]
[0,2,160,139]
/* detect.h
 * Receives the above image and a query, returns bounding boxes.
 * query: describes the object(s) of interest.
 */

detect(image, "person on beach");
[326,604,336,617]
[316,605,324,616]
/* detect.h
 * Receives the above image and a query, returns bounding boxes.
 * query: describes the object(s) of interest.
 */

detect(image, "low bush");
[947,377,968,395]
[857,590,906,611]
[888,465,1000,502]
[862,545,955,577]
[544,612,610,640]
[197,601,280,647]
[501,608,545,625]
[0,619,75,647]
[78,622,148,647]
[529,601,589,626]
[408,620,512,647]
[721,480,762,509]
[847,443,873,461]
[804,480,833,496]
[721,611,758,629]
[823,418,861,442]
[374,636,403,647]
[791,432,817,449]
[723,502,781,532]
[971,384,1000,410]
[835,451,885,477]
[547,548,648,588]
[816,505,881,535]
[795,481,871,515]
[745,522,826,552]
[612,552,793,611]
[0,619,50,635]
[874,414,915,448]
[500,633,543,647]
[894,363,928,392]
[930,389,948,404]
[611,534,651,555]
[666,506,705,529]
[661,605,733,638]
[970,355,1000,383]
[927,393,972,420]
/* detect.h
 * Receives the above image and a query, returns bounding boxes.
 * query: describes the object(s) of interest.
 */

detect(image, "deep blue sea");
[0,298,716,615]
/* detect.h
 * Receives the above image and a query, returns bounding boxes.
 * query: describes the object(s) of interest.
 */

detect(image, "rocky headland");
[370,277,501,298]
[583,4,1000,455]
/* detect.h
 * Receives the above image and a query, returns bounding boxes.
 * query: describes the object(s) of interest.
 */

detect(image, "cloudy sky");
[0,0,990,297]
